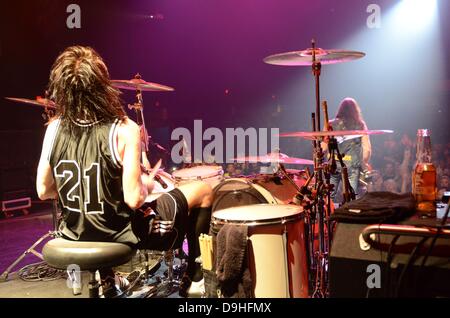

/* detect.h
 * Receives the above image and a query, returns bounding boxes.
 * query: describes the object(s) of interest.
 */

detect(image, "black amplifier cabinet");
[329,222,450,298]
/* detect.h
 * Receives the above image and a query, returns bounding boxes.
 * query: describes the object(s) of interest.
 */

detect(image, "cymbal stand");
[305,39,331,297]
[310,119,329,298]
[128,74,170,168]
[127,74,149,151]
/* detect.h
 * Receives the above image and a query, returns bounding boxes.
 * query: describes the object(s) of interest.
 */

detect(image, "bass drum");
[212,172,306,212]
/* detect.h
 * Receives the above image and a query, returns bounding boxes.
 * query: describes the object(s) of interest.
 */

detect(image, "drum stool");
[42,238,134,298]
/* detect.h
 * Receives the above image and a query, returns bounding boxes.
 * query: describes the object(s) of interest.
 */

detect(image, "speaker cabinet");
[329,222,450,298]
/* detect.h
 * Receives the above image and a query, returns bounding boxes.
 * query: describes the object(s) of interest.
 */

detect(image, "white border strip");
[46,118,61,162]
[108,119,122,167]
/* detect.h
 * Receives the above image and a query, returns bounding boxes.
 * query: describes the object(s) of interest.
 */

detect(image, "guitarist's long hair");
[335,97,368,130]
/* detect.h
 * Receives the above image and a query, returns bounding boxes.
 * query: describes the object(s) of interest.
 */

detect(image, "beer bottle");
[412,129,436,218]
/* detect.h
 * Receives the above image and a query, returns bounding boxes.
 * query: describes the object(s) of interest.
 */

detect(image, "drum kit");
[4,39,393,298]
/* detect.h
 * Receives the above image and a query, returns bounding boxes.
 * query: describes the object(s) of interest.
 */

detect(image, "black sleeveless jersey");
[48,118,139,245]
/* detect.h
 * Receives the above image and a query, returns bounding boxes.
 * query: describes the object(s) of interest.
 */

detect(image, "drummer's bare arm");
[36,119,59,200]
[117,118,154,209]
[139,125,152,170]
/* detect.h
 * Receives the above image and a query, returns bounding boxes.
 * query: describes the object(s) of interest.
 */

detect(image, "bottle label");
[413,164,436,214]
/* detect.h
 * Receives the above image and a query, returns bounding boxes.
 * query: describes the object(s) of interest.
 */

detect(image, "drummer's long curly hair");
[335,97,368,130]
[47,46,125,130]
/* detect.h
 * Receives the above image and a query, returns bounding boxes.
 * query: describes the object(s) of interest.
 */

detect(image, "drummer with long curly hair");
[36,46,212,297]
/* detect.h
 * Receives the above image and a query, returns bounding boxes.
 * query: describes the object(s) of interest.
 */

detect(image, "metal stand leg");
[88,271,100,298]
[0,231,53,281]
[1,199,60,282]
[147,249,181,298]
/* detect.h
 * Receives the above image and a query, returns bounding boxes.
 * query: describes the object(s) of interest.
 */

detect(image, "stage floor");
[0,203,54,276]
[0,203,182,298]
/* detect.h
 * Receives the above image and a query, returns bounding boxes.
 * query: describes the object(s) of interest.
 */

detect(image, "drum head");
[212,179,269,212]
[173,165,223,180]
[213,204,303,223]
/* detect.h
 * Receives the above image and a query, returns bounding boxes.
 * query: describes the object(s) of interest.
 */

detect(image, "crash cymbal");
[111,76,174,92]
[5,97,56,109]
[264,48,365,66]
[279,129,393,139]
[232,153,314,165]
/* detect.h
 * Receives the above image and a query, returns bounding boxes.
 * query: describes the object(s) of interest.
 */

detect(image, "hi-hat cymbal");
[232,153,314,165]
[279,129,393,139]
[111,77,174,92]
[264,48,365,66]
[5,97,56,109]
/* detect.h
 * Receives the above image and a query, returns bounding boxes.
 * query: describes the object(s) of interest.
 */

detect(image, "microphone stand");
[327,137,356,204]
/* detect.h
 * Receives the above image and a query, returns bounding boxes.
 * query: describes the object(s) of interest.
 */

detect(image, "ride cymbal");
[279,129,393,139]
[111,76,174,92]
[264,48,365,66]
[232,153,314,165]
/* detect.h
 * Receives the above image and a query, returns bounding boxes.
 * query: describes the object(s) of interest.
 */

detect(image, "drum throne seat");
[42,238,134,298]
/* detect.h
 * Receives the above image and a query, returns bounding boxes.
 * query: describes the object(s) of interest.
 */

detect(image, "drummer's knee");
[178,181,213,209]
[199,182,213,208]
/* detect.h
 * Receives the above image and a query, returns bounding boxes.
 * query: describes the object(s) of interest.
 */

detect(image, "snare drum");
[212,171,307,212]
[211,204,309,298]
[172,165,224,188]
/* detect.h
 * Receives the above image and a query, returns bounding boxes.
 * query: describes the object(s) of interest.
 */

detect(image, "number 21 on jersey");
[54,160,104,214]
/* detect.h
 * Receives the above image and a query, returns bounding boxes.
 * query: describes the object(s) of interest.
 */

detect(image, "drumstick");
[206,235,211,270]
[207,235,213,270]
[205,235,210,270]
[147,159,169,189]
[198,234,207,270]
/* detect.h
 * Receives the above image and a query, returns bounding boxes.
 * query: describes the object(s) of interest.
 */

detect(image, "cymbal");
[264,48,365,66]
[111,77,174,92]
[232,153,314,165]
[5,97,56,109]
[279,129,393,139]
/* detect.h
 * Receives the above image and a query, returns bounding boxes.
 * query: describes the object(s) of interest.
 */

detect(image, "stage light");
[393,0,438,32]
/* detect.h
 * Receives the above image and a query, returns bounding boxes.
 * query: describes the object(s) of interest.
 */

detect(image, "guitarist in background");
[324,97,372,201]
[36,46,212,297]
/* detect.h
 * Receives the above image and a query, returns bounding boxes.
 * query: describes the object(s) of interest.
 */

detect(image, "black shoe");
[179,274,192,298]
[179,274,205,298]
[101,274,130,298]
